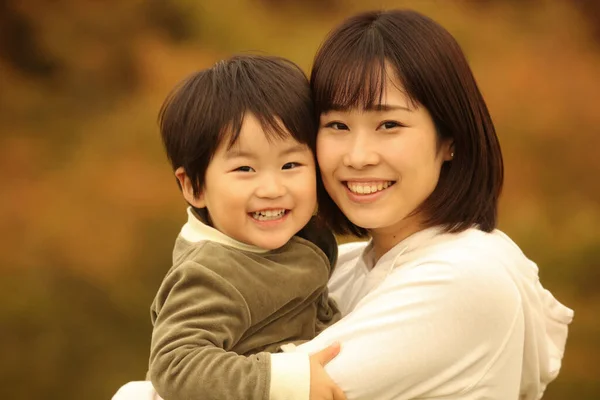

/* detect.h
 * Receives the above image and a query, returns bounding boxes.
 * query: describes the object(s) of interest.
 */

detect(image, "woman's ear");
[175,167,206,208]
[442,139,455,162]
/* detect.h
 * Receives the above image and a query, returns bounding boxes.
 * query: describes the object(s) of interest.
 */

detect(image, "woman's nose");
[342,132,380,169]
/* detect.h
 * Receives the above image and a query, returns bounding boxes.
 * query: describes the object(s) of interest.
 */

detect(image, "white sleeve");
[269,353,311,400]
[270,260,523,400]
[111,381,163,400]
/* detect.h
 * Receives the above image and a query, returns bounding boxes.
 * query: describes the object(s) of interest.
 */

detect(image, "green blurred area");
[0,1,598,399]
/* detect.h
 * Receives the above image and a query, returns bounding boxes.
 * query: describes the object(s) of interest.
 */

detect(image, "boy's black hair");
[160,55,317,197]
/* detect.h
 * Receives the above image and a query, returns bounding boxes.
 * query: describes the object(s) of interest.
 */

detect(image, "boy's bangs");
[223,110,291,150]
[313,43,388,112]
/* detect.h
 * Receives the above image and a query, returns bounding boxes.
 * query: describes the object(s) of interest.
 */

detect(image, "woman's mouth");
[344,181,396,195]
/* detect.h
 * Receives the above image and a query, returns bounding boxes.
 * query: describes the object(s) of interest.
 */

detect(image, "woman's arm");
[271,259,523,399]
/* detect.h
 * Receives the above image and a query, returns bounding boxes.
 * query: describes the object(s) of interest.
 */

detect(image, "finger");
[314,342,341,365]
[332,385,347,400]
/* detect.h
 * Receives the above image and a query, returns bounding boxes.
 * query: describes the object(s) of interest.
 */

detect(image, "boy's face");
[179,113,317,250]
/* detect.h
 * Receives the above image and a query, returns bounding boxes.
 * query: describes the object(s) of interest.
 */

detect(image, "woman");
[271,9,574,399]
[113,9,573,400]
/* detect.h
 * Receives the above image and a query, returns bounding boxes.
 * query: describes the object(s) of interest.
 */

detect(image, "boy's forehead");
[213,111,313,160]
[221,112,283,144]
[223,135,309,158]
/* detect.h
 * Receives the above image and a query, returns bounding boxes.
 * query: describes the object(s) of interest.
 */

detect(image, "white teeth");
[252,209,286,221]
[346,181,393,195]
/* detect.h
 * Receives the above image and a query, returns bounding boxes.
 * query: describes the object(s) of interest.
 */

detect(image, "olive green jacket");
[148,209,340,400]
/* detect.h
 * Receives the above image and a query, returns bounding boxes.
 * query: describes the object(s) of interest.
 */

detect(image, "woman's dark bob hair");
[311,9,503,237]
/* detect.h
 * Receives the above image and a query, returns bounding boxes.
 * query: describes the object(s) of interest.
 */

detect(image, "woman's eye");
[234,166,254,172]
[324,121,349,130]
[380,120,403,130]
[282,162,301,170]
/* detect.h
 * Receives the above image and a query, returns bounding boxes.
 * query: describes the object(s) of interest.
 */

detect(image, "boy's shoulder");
[164,228,334,294]
[293,217,338,268]
[172,236,244,271]
[170,236,320,275]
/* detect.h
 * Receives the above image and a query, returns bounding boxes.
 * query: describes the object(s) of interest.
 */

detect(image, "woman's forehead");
[316,59,416,111]
[323,84,415,113]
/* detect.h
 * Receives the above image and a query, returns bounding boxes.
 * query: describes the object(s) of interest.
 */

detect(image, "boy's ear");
[175,167,206,208]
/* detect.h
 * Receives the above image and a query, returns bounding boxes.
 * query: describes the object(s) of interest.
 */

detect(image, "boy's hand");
[309,342,346,400]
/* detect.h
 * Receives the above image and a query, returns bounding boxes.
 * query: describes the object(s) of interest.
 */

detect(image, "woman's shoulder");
[388,228,530,305]
[416,227,530,268]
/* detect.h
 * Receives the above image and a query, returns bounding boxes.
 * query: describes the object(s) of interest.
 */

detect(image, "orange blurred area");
[1,1,598,398]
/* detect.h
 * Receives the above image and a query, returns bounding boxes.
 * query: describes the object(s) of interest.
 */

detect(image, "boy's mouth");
[250,209,289,221]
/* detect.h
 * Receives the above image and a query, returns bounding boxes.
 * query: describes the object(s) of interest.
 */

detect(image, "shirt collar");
[179,207,269,253]
[362,225,446,270]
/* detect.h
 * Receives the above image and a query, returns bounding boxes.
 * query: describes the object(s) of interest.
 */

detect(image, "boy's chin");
[256,241,287,251]
[251,235,293,251]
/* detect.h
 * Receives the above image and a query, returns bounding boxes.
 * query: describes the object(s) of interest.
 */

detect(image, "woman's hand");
[309,342,346,400]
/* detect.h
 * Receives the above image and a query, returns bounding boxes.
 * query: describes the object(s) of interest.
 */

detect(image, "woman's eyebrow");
[370,103,411,112]
[323,103,412,113]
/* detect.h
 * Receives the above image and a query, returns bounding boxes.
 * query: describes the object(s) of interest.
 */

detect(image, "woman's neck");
[369,215,426,263]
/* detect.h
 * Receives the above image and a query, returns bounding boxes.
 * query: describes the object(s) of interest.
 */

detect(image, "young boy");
[147,55,340,400]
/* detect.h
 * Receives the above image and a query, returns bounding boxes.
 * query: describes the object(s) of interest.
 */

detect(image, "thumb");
[312,342,341,366]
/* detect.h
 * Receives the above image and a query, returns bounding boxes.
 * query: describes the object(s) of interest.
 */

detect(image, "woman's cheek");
[316,137,337,173]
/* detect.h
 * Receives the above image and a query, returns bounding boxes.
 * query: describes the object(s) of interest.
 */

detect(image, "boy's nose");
[255,173,286,198]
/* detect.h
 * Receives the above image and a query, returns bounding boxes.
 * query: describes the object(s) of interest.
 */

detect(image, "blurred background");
[0,0,598,399]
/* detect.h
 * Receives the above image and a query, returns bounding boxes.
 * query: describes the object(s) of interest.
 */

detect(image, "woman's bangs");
[314,47,387,112]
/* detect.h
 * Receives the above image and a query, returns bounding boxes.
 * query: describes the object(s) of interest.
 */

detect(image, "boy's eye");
[234,166,254,172]
[324,121,349,130]
[282,162,301,170]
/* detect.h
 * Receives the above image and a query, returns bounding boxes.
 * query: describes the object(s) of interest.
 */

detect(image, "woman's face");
[316,71,453,240]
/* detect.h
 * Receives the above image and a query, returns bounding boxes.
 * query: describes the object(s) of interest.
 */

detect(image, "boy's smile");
[250,208,288,222]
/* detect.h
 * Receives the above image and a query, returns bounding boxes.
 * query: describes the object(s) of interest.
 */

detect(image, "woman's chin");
[345,214,385,230]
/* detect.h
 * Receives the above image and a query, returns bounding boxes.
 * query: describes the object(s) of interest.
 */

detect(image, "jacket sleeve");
[149,260,270,400]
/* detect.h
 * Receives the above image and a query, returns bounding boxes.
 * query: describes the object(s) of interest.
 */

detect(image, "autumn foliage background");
[1,1,599,399]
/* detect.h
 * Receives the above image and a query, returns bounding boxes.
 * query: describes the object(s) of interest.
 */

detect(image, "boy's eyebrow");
[328,104,349,112]
[224,148,256,159]
[224,144,307,159]
[280,144,309,156]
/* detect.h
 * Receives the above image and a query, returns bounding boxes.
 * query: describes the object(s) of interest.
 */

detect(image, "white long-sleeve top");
[270,226,573,400]
[113,227,573,400]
